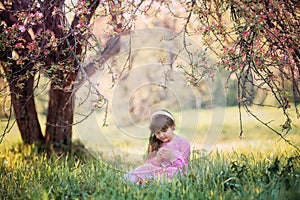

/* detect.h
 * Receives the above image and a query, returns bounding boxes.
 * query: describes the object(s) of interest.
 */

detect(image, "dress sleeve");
[145,137,191,168]
[171,141,190,168]
[161,137,190,168]
[145,152,162,166]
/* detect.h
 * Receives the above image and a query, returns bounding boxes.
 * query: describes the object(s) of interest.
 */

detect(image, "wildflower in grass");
[124,110,190,184]
[3,160,9,166]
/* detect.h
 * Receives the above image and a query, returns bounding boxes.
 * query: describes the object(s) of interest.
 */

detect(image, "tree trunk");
[45,83,74,152]
[10,75,44,144]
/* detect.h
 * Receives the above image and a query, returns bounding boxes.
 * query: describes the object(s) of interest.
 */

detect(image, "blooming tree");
[0,0,144,152]
[162,0,299,146]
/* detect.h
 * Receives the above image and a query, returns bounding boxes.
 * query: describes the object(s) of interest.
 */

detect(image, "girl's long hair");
[146,111,175,159]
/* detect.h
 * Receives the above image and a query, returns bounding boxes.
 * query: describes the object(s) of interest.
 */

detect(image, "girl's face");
[155,127,175,143]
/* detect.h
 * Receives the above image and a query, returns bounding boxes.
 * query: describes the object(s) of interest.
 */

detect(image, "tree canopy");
[169,0,299,144]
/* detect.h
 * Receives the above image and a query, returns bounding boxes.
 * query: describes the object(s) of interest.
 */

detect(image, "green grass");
[0,144,299,200]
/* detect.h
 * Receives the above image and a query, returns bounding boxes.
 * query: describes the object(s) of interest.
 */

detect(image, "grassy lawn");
[0,144,299,200]
[0,107,299,199]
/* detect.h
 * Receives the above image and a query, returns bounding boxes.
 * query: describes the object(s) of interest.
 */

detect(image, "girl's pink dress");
[124,135,190,183]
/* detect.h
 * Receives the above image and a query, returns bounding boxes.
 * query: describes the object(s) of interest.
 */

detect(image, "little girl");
[124,110,190,183]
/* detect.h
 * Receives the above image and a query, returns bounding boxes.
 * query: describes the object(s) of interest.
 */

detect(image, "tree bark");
[45,83,74,152]
[10,75,44,144]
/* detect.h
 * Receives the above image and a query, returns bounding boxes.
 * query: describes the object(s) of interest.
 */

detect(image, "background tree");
[160,0,299,145]
[0,0,141,152]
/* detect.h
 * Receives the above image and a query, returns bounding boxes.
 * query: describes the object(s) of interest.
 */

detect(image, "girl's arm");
[160,140,190,168]
[170,146,190,167]
[145,139,191,167]
[145,152,163,166]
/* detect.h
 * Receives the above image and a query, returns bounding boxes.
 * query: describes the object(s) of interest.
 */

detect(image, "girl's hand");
[157,148,174,161]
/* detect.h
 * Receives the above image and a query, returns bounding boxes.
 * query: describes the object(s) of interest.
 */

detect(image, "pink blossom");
[14,42,23,49]
[199,26,210,31]
[19,25,26,33]
[242,31,250,38]
[26,43,36,51]
[76,8,84,15]
[101,42,106,48]
[17,58,23,65]
[36,12,43,18]
[75,23,83,29]
[260,14,267,19]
